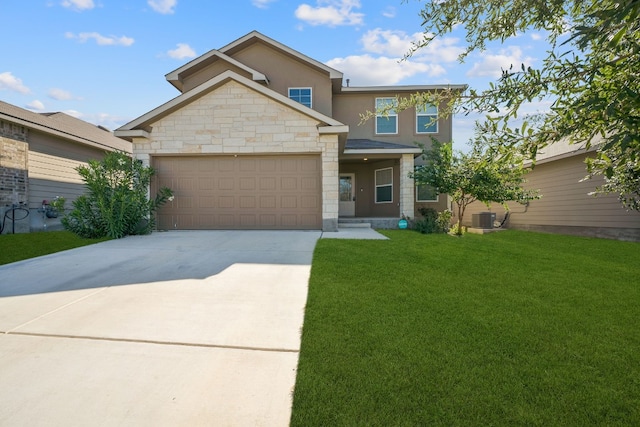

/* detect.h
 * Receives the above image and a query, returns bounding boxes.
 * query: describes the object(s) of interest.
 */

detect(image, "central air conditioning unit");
[472,212,496,229]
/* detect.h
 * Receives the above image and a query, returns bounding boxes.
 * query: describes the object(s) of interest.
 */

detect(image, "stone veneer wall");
[0,120,29,233]
[132,80,340,231]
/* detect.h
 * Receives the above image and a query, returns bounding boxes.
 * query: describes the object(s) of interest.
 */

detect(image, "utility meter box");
[472,212,496,229]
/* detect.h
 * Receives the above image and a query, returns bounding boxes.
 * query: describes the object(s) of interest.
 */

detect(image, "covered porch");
[338,139,422,223]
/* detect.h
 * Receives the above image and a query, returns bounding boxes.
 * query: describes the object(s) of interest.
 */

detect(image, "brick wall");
[0,121,29,233]
[0,121,29,206]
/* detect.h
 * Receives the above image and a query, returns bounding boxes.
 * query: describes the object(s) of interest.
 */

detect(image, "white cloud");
[26,100,46,111]
[360,28,464,64]
[148,0,176,14]
[167,43,196,60]
[63,109,83,118]
[48,88,78,101]
[295,0,364,27]
[530,33,543,41]
[0,72,30,94]
[65,32,135,46]
[327,55,445,86]
[61,0,95,11]
[252,0,276,8]
[466,46,534,78]
[382,6,395,18]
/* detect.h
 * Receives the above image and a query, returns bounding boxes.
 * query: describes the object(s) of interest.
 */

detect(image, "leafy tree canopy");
[400,0,640,209]
[414,140,539,235]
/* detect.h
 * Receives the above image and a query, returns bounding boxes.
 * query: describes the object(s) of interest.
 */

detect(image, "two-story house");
[115,31,466,231]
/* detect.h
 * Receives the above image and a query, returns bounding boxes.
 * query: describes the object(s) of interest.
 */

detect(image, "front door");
[339,173,356,217]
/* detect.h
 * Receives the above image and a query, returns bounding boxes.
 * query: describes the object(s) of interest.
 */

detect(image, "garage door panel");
[260,178,276,191]
[152,155,321,230]
[218,177,235,191]
[218,196,234,209]
[301,195,320,209]
[239,177,256,190]
[259,214,277,227]
[260,196,277,209]
[239,196,256,209]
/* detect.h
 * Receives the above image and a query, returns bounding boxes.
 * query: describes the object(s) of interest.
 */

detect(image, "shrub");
[414,208,439,234]
[62,151,173,239]
[436,209,452,232]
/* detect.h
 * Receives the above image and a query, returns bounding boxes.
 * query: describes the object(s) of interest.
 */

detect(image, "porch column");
[399,153,415,219]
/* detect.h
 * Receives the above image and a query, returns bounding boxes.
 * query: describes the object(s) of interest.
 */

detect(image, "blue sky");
[0,0,550,150]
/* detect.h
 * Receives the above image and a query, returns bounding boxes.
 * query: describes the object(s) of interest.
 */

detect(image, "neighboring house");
[115,31,465,231]
[462,139,640,241]
[0,100,132,234]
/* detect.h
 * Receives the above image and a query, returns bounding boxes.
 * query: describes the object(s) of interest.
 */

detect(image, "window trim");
[288,87,312,108]
[416,183,439,202]
[416,104,438,134]
[375,97,398,135]
[375,167,394,204]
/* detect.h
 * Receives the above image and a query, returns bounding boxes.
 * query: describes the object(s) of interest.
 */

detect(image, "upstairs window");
[289,87,312,108]
[375,97,397,134]
[416,104,438,133]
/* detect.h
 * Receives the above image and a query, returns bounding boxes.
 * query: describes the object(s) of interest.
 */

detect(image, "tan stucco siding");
[182,62,254,93]
[462,153,640,230]
[133,80,340,228]
[229,43,333,117]
[332,93,453,145]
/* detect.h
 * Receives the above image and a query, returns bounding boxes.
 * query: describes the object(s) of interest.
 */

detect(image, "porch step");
[338,222,371,229]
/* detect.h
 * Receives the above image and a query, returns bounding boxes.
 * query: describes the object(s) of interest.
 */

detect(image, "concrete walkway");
[0,231,320,426]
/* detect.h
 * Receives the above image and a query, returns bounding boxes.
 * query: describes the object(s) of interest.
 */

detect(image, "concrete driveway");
[0,230,320,426]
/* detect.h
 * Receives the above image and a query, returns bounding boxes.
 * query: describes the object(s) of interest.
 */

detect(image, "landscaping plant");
[413,140,539,235]
[62,151,173,239]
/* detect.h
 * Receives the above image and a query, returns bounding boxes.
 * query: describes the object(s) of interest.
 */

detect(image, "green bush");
[62,151,173,239]
[414,208,438,234]
[436,209,452,232]
[414,208,452,234]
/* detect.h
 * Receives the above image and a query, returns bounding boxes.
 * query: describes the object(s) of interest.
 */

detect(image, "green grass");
[291,230,640,426]
[0,231,109,265]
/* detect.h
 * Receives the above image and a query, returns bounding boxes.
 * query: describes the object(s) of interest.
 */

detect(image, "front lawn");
[291,230,640,426]
[0,231,109,266]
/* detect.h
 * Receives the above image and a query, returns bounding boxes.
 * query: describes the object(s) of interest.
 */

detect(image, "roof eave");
[0,111,130,153]
[343,148,422,155]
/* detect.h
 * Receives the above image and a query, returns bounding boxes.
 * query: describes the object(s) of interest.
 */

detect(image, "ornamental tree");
[414,141,539,235]
[398,0,640,210]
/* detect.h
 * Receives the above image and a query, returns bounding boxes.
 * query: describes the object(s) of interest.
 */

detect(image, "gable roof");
[0,100,131,152]
[164,31,344,94]
[219,31,343,80]
[115,70,348,140]
[165,49,269,92]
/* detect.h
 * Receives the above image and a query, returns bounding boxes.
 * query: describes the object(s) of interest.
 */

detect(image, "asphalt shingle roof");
[0,100,131,152]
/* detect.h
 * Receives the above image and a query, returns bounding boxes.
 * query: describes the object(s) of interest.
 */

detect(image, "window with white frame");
[416,183,439,202]
[415,165,438,201]
[288,87,312,108]
[375,167,393,203]
[375,97,397,134]
[416,104,438,133]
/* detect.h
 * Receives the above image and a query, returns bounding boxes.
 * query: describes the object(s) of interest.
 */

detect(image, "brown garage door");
[152,155,322,230]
